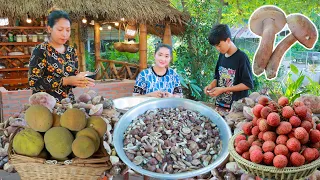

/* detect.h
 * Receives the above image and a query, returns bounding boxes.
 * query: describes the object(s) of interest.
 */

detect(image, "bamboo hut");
[0,0,188,78]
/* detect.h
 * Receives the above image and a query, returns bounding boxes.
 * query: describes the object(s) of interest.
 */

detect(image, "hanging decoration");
[114,20,139,53]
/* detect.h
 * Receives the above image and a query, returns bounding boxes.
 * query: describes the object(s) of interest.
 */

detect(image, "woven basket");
[9,128,112,180]
[229,130,320,180]
[114,42,125,52]
[114,42,139,53]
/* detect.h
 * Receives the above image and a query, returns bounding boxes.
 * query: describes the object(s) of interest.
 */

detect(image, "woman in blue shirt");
[133,44,183,98]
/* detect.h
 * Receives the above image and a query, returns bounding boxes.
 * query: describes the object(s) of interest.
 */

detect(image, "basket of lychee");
[228,96,320,180]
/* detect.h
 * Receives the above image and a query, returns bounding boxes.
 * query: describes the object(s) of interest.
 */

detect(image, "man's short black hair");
[208,24,231,46]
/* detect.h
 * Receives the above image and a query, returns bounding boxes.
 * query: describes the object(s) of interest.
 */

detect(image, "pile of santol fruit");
[13,93,108,160]
[0,91,124,176]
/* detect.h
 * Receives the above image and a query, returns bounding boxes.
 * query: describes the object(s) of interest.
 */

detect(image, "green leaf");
[190,83,202,92]
[290,64,299,75]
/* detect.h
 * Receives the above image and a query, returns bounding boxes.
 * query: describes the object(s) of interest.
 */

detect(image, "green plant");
[85,50,95,72]
[276,64,310,103]
[304,76,320,96]
[178,70,202,100]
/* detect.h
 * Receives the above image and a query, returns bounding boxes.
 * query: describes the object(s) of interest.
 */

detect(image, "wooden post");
[78,23,86,72]
[139,23,147,71]
[70,22,85,71]
[162,22,172,46]
[94,23,102,79]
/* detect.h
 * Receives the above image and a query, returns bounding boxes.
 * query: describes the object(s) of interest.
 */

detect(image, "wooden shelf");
[0,42,41,46]
[0,55,31,59]
[0,68,28,72]
[0,26,46,30]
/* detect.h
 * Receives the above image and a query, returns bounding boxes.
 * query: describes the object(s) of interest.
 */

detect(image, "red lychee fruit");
[289,116,301,128]
[263,152,275,165]
[235,134,246,146]
[249,145,262,153]
[242,122,253,135]
[316,124,320,131]
[261,106,272,119]
[286,138,301,152]
[293,101,305,108]
[248,135,258,145]
[287,130,295,138]
[242,151,250,160]
[268,101,279,112]
[258,95,269,106]
[252,116,259,126]
[273,155,288,168]
[304,112,312,122]
[274,144,289,156]
[299,133,309,145]
[302,148,317,162]
[252,140,263,147]
[250,149,264,164]
[258,132,264,140]
[278,96,289,107]
[276,135,288,145]
[236,140,250,154]
[267,112,281,127]
[252,126,260,136]
[262,141,276,152]
[309,130,320,143]
[259,119,270,132]
[294,127,308,140]
[294,105,308,119]
[263,131,277,142]
[276,122,292,135]
[313,148,319,160]
[282,106,295,119]
[301,121,312,132]
[253,104,264,118]
[290,152,305,166]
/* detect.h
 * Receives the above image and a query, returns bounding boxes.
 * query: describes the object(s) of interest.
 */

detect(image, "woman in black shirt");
[28,10,94,102]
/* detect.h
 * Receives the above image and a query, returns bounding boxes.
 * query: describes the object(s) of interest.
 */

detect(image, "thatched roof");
[0,0,188,35]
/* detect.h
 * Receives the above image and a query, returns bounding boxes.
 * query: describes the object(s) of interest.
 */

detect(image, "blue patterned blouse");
[133,67,182,95]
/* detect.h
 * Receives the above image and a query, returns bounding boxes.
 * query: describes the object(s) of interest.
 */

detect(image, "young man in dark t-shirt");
[204,24,254,109]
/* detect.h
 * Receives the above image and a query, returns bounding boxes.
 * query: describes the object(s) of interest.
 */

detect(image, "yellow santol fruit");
[72,136,95,158]
[60,108,86,131]
[76,128,100,152]
[13,128,44,157]
[86,116,107,137]
[25,105,53,132]
[44,127,74,159]
[51,156,69,161]
[52,113,61,127]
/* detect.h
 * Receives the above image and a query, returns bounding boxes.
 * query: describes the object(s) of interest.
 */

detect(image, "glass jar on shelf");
[28,34,35,42]
[37,33,44,42]
[8,32,14,42]
[32,34,38,42]
[16,35,22,42]
[22,35,27,42]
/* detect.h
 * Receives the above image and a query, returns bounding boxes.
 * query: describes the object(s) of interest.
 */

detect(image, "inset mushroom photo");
[248,5,319,80]
[249,5,287,77]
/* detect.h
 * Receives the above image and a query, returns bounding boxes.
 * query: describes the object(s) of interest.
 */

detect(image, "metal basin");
[113,98,232,179]
[113,96,156,111]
